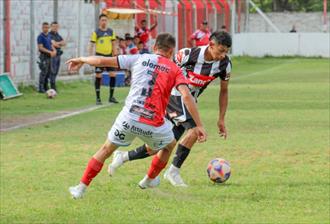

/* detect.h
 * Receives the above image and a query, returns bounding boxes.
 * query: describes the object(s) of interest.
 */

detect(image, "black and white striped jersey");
[166,45,232,125]
[172,45,232,98]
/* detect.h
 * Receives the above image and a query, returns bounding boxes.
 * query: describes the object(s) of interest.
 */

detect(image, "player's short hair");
[42,22,49,26]
[155,33,176,51]
[51,21,58,25]
[210,31,232,48]
[99,14,108,20]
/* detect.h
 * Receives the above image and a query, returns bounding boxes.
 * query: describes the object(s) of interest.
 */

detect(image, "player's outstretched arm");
[177,84,207,143]
[66,56,119,72]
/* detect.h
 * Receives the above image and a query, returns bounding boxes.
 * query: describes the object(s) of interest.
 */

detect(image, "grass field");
[0,57,329,223]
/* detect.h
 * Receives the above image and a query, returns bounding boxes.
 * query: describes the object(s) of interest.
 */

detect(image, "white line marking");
[0,104,111,132]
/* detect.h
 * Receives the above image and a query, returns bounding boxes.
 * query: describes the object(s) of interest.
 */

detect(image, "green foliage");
[0,57,329,223]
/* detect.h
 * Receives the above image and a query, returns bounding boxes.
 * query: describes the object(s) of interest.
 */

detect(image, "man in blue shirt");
[37,22,56,93]
[49,21,66,91]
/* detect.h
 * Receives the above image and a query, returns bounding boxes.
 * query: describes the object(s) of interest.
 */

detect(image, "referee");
[89,14,118,105]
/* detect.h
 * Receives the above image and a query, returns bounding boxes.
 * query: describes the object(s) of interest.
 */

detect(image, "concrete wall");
[246,12,330,33]
[233,33,330,57]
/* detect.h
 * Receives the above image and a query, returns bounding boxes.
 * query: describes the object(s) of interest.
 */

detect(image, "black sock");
[128,145,150,161]
[109,76,116,98]
[95,77,101,99]
[172,144,191,168]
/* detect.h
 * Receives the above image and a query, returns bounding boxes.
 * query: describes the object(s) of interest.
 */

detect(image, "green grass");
[1,57,329,223]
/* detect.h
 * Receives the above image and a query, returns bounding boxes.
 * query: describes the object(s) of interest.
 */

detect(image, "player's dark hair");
[42,22,49,26]
[210,31,232,48]
[99,14,108,20]
[51,21,58,25]
[155,33,176,51]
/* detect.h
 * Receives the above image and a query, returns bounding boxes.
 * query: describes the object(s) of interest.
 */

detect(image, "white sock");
[168,164,180,173]
[122,151,129,162]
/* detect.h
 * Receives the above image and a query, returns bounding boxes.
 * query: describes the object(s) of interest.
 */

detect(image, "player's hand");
[217,120,227,139]
[66,58,84,72]
[195,126,207,143]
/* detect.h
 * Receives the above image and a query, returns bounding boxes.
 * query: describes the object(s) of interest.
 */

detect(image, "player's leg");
[69,139,118,199]
[95,68,102,104]
[138,140,176,189]
[164,120,197,187]
[108,70,118,103]
[50,55,60,91]
[108,124,185,176]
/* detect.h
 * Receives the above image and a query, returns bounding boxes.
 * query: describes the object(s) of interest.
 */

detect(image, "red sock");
[80,157,104,186]
[147,155,167,179]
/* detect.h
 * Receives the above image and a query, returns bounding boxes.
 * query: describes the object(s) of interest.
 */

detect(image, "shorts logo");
[130,125,153,137]
[122,121,130,130]
[114,129,125,140]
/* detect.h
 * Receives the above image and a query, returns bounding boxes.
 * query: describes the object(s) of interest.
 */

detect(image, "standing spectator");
[221,25,227,32]
[49,21,66,91]
[189,20,211,47]
[88,14,118,105]
[135,18,158,53]
[37,22,56,93]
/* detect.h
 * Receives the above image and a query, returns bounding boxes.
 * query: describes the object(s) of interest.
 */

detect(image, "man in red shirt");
[189,20,211,47]
[66,33,207,199]
[135,18,158,53]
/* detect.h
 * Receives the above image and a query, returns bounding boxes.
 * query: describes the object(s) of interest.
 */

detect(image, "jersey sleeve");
[117,55,140,70]
[220,62,232,81]
[37,35,43,45]
[174,68,188,89]
[90,32,97,43]
[111,31,116,41]
[174,48,191,67]
[190,30,197,40]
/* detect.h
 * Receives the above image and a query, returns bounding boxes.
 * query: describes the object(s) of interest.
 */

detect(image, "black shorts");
[167,115,196,141]
[95,53,116,73]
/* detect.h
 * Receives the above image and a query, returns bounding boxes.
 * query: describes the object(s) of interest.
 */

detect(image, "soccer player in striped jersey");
[66,33,207,199]
[109,31,232,187]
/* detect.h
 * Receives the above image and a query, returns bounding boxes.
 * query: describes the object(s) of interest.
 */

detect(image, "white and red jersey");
[117,54,187,127]
[190,29,211,46]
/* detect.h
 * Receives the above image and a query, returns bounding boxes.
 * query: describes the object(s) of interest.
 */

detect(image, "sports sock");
[109,76,116,98]
[147,155,167,179]
[172,144,191,168]
[80,157,104,186]
[128,145,150,161]
[95,77,101,100]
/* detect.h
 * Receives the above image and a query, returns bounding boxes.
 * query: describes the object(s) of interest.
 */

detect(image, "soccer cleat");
[109,97,119,104]
[163,168,188,187]
[69,183,87,199]
[108,150,125,176]
[138,175,160,189]
[96,98,102,105]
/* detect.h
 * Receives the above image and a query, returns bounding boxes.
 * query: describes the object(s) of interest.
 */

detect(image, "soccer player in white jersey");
[109,31,232,187]
[66,33,207,199]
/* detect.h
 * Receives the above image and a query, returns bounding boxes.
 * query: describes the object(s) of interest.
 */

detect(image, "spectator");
[88,14,118,105]
[221,25,227,32]
[49,21,66,91]
[37,22,56,93]
[290,25,297,33]
[125,34,139,55]
[138,41,148,54]
[118,37,126,55]
[189,20,211,47]
[133,35,140,46]
[135,18,158,53]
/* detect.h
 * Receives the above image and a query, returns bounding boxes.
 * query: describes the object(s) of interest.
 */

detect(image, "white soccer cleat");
[163,166,188,187]
[138,175,161,189]
[108,150,125,176]
[69,183,87,199]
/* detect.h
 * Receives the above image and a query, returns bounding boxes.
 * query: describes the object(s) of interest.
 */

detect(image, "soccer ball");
[207,158,231,183]
[46,89,57,99]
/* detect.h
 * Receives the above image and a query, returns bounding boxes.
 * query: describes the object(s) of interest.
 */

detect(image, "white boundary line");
[0,104,110,132]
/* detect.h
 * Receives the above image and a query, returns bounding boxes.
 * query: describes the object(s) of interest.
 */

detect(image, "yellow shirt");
[90,28,116,55]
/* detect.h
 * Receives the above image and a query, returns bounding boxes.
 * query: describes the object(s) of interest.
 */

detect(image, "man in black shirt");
[49,21,66,91]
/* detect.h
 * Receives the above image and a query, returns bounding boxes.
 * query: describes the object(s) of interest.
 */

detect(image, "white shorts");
[108,111,174,151]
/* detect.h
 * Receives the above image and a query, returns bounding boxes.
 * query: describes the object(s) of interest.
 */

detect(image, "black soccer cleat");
[109,97,119,104]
